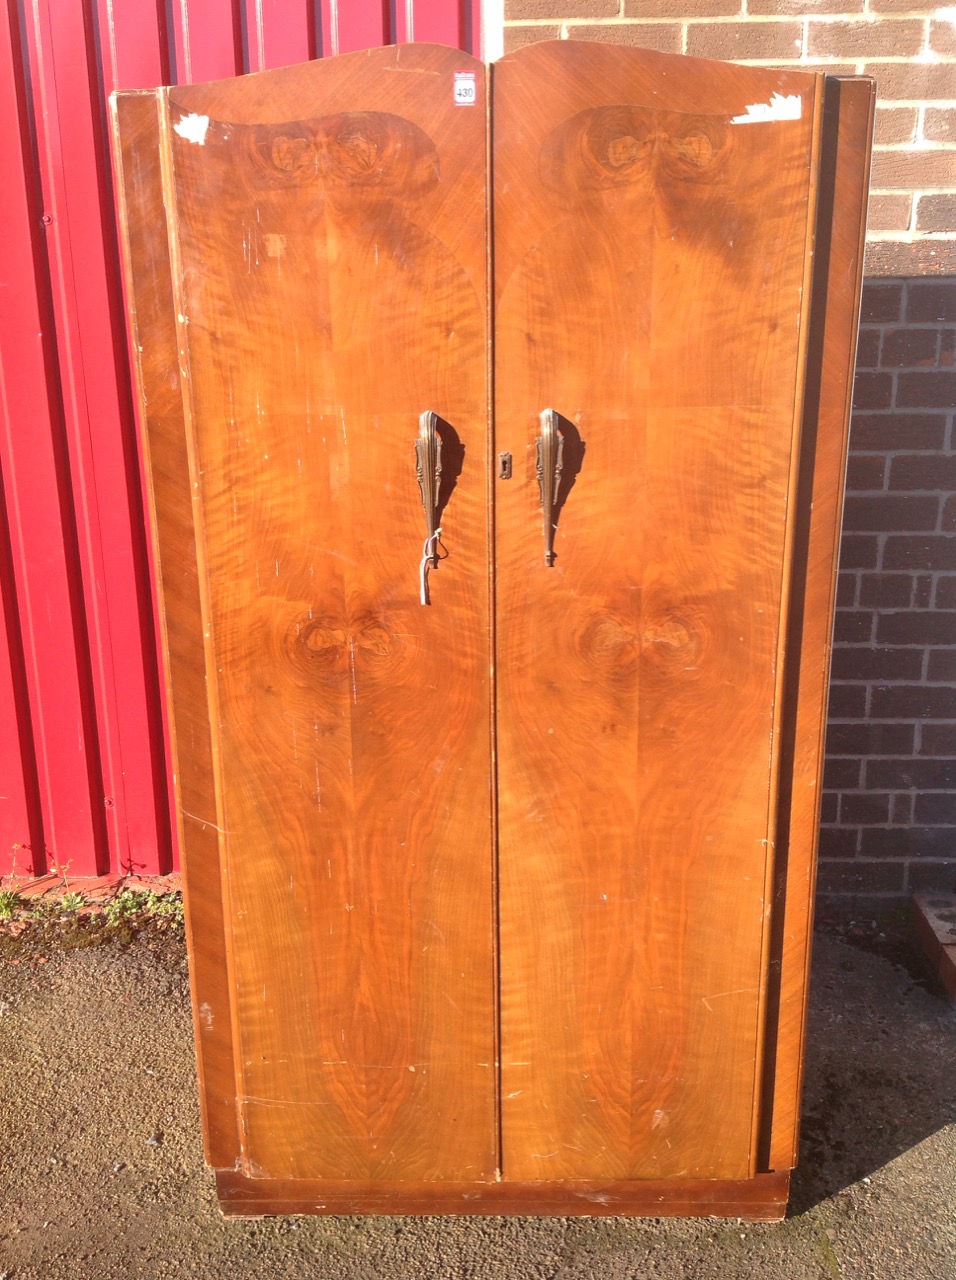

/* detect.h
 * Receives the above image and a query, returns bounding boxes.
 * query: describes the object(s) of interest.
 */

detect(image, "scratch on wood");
[702,987,757,1012]
[182,810,231,834]
[241,1097,306,1108]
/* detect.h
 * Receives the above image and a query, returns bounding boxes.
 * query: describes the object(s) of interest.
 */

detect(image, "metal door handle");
[536,408,564,566]
[415,410,442,604]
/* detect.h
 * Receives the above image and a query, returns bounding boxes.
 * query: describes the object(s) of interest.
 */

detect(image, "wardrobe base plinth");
[214,1168,791,1220]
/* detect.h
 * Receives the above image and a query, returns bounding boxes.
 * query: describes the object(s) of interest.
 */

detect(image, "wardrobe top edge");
[108,38,861,107]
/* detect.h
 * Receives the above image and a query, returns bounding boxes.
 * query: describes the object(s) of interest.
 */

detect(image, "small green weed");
[0,890,22,919]
[0,883,183,946]
[26,898,60,922]
[143,891,184,927]
[102,889,149,924]
[102,889,183,929]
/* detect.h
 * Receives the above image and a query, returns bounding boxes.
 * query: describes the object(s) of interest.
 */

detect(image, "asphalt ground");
[0,921,953,1279]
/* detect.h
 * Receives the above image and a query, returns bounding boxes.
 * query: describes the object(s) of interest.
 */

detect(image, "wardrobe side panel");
[764,76,875,1171]
[110,89,241,1170]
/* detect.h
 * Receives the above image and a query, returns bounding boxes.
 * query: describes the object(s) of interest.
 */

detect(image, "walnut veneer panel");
[494,42,824,1182]
[119,46,496,1182]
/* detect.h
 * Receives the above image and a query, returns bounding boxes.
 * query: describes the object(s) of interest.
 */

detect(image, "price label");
[454,71,477,106]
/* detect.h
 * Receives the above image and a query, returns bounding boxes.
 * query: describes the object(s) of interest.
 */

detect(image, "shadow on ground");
[791,923,956,1218]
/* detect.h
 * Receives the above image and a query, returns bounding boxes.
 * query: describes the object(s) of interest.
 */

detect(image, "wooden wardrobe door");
[494,42,825,1181]
[114,47,496,1182]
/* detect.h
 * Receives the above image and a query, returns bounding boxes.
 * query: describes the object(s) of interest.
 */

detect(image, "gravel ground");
[0,924,954,1280]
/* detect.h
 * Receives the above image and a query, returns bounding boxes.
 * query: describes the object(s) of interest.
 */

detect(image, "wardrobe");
[111,39,873,1218]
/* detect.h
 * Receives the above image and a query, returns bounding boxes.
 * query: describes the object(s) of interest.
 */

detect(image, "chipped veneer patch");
[173,113,211,144]
[731,94,802,125]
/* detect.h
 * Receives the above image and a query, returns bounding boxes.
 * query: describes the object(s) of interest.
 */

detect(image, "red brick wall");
[500,10,956,911]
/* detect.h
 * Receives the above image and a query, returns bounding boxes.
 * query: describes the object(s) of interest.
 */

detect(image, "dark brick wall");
[819,278,956,911]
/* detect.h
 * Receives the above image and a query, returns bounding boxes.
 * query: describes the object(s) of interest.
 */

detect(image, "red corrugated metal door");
[0,0,484,878]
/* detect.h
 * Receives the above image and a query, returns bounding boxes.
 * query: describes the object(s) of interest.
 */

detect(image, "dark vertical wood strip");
[486,56,502,1179]
[749,68,826,1175]
[761,76,875,1173]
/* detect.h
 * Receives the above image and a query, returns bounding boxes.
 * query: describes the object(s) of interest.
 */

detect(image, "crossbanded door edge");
[153,86,250,1172]
[109,86,242,1171]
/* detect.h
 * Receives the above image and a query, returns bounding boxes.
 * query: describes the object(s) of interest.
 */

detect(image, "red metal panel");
[333,0,390,54]
[245,0,314,71]
[94,0,169,91]
[22,0,170,875]
[469,0,482,57]
[408,0,465,49]
[0,510,41,876]
[339,1,480,59]
[98,0,186,872]
[318,0,335,56]
[0,2,103,875]
[394,0,480,54]
[98,0,183,875]
[173,0,242,83]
